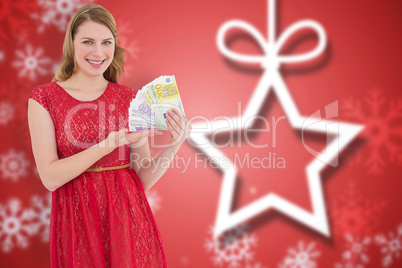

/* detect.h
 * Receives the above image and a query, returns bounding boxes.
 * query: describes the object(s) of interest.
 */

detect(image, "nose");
[92,43,103,57]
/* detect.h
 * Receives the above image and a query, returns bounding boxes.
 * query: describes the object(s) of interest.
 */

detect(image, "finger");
[126,129,162,142]
[166,117,179,134]
[138,129,163,138]
[167,109,183,128]
[148,129,163,136]
[120,128,128,137]
[138,129,160,134]
[173,108,189,131]
[168,114,186,139]
[168,117,186,142]
[171,107,183,118]
[166,118,180,136]
[167,114,181,131]
[124,132,140,144]
[172,108,186,126]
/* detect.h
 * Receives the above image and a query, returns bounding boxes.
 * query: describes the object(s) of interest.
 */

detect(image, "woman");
[27,3,191,267]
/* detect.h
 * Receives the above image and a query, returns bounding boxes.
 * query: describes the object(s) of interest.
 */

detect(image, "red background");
[0,0,401,267]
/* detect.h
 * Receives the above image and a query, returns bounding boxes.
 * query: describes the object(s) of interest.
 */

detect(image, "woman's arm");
[28,99,161,192]
[130,108,192,191]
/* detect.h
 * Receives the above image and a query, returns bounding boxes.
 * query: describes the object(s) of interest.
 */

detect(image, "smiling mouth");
[86,59,105,65]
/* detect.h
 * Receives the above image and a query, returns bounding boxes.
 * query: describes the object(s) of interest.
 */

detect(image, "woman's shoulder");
[30,81,58,97]
[29,81,58,112]
[108,81,137,97]
[30,81,60,98]
[33,81,57,89]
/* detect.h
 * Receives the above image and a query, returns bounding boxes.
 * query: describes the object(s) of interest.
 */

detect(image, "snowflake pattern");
[116,19,140,81]
[330,180,387,239]
[0,149,29,182]
[205,224,258,268]
[0,81,32,123]
[0,101,14,126]
[29,194,51,242]
[0,82,34,150]
[334,261,364,268]
[375,223,402,267]
[146,190,161,213]
[246,263,268,268]
[51,60,61,75]
[32,0,94,33]
[343,88,402,175]
[117,19,141,59]
[0,198,37,253]
[12,44,52,81]
[278,240,320,268]
[341,234,371,265]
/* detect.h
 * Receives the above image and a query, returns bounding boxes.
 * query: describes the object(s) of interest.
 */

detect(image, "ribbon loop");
[217,20,269,66]
[275,20,327,63]
[216,16,327,69]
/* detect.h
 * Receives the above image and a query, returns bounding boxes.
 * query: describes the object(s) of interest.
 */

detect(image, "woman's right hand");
[104,128,162,152]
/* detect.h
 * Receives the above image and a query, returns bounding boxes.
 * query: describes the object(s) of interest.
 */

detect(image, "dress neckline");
[53,81,111,103]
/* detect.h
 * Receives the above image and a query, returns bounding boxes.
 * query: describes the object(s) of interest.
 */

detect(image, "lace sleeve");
[28,85,50,112]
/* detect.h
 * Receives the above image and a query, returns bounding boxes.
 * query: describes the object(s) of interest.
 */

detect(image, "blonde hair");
[52,4,126,83]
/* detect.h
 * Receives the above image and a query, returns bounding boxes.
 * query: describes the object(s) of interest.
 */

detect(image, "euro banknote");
[128,75,185,131]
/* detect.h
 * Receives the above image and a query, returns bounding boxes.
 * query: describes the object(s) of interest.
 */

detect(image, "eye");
[103,41,112,45]
[83,40,92,44]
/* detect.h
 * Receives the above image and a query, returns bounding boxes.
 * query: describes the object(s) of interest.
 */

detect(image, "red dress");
[29,81,168,268]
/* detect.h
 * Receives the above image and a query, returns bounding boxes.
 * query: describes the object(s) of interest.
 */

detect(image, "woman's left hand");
[166,108,192,145]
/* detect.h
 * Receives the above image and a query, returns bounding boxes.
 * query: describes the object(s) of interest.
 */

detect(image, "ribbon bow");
[217,0,327,70]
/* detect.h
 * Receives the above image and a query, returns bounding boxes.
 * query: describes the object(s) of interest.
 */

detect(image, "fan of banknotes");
[128,75,185,131]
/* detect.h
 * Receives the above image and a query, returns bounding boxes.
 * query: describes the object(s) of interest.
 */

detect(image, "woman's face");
[73,20,115,78]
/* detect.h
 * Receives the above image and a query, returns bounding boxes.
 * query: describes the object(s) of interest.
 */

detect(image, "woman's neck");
[65,73,109,91]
